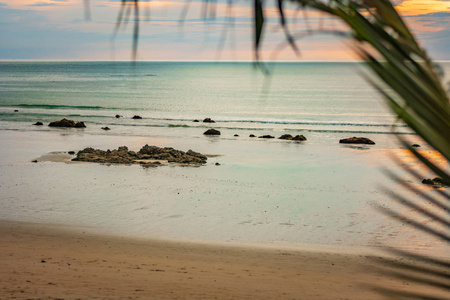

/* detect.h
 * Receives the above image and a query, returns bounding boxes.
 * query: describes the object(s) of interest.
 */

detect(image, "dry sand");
[0,220,442,299]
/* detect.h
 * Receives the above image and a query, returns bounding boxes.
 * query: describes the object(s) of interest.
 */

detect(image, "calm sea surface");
[0,61,448,254]
[0,61,409,135]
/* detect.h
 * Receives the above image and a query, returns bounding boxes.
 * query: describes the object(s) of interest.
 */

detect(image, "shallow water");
[1,61,449,256]
[0,128,447,256]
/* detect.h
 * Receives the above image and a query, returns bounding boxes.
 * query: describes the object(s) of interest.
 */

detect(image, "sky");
[0,0,449,61]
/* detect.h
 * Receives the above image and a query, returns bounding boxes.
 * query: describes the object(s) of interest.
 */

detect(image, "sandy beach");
[1,220,446,300]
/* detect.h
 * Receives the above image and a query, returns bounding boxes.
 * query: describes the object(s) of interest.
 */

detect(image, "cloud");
[26,0,68,6]
[27,2,59,6]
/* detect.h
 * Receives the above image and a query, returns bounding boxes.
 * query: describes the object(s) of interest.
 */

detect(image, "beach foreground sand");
[0,220,443,300]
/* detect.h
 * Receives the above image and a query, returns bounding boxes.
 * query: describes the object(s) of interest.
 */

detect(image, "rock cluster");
[422,177,448,188]
[72,145,207,165]
[278,134,307,141]
[48,118,86,128]
[339,137,375,145]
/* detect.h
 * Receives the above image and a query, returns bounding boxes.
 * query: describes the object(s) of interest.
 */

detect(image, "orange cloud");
[396,0,450,16]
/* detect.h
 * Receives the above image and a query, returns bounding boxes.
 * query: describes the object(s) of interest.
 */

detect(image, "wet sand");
[0,220,444,300]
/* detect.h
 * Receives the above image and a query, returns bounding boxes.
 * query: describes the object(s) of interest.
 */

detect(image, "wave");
[4,104,112,110]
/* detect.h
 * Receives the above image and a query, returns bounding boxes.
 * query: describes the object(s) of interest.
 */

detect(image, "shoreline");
[0,219,434,299]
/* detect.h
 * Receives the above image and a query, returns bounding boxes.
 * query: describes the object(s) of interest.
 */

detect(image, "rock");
[234,134,239,137]
[193,119,200,122]
[32,160,38,163]
[132,115,142,119]
[49,118,75,127]
[115,115,122,118]
[203,129,221,135]
[292,135,307,141]
[33,122,44,126]
[249,134,256,138]
[14,110,18,112]
[48,118,86,128]
[412,144,421,148]
[279,134,293,140]
[203,118,215,123]
[422,177,448,188]
[339,137,375,145]
[68,151,75,155]
[259,135,275,139]
[215,162,221,166]
[101,127,111,131]
[72,144,208,166]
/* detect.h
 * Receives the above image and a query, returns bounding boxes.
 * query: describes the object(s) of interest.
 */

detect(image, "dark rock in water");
[279,134,293,140]
[33,122,44,126]
[422,177,448,188]
[412,144,421,148]
[115,115,122,118]
[32,160,38,163]
[132,115,142,119]
[72,144,208,166]
[14,110,18,112]
[47,118,86,128]
[249,134,256,138]
[259,135,275,139]
[292,135,307,141]
[101,127,111,131]
[215,162,221,166]
[203,118,215,123]
[193,119,200,122]
[49,118,75,127]
[68,151,75,155]
[203,129,221,135]
[234,134,239,137]
[339,137,375,145]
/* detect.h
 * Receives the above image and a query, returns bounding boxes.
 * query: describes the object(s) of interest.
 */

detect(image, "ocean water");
[0,61,448,255]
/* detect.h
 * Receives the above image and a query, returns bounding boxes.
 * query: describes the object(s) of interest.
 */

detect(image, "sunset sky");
[0,0,449,61]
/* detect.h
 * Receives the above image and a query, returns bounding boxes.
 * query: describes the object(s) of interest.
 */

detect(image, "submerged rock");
[73,144,207,166]
[203,129,221,135]
[278,134,306,141]
[132,115,143,119]
[258,135,275,139]
[193,119,200,122]
[203,118,215,123]
[33,122,44,126]
[115,115,122,118]
[339,137,375,145]
[292,135,307,141]
[101,127,111,131]
[279,134,293,140]
[49,118,86,128]
[422,177,448,188]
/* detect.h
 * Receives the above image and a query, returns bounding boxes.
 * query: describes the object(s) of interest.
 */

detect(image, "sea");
[0,61,448,255]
